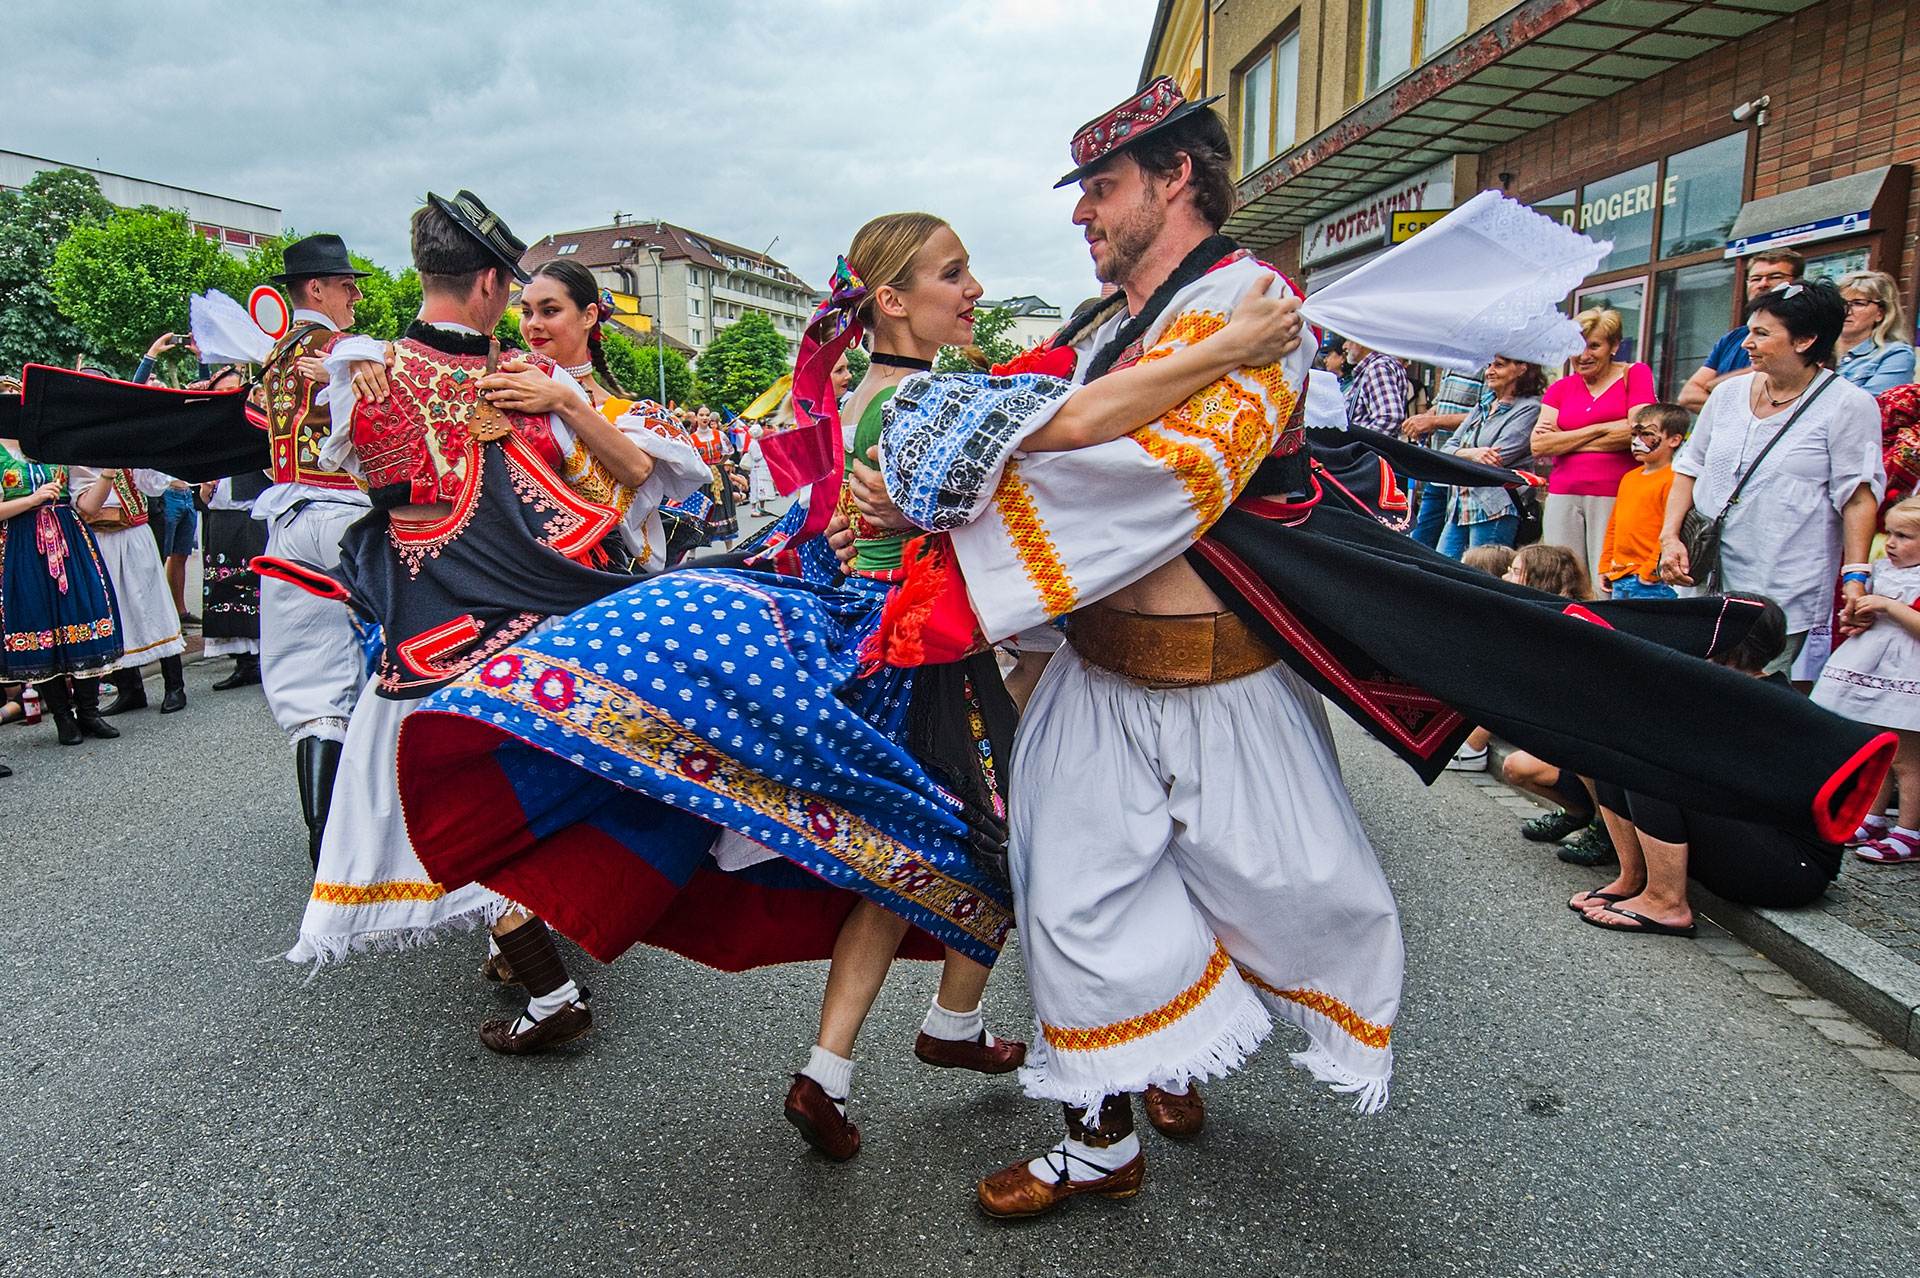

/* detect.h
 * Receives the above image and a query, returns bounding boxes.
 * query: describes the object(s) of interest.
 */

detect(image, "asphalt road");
[4,658,1918,1277]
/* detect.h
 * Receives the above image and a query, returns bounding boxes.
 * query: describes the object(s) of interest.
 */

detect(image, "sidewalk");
[1463,743,1920,1059]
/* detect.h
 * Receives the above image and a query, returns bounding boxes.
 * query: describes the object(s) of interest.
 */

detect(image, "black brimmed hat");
[1055,76,1224,189]
[425,190,530,283]
[270,233,371,283]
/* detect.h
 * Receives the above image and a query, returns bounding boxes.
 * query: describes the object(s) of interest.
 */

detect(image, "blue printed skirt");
[0,504,123,681]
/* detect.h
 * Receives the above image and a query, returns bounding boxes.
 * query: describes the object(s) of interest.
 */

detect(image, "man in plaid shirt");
[1343,340,1410,435]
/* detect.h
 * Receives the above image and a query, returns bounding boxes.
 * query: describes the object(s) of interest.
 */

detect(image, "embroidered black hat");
[422,190,530,283]
[1055,76,1225,188]
[270,233,371,283]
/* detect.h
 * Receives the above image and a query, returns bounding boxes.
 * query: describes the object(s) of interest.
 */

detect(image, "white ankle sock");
[920,997,986,1043]
[1027,1132,1140,1184]
[510,979,580,1034]
[1890,826,1920,841]
[802,1046,854,1112]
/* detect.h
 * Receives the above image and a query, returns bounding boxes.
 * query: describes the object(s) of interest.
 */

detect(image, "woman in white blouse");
[1658,280,1884,682]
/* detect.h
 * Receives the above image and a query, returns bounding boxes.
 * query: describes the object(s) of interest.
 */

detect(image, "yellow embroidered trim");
[1131,425,1224,532]
[1236,963,1392,1050]
[117,631,185,659]
[992,460,1077,618]
[311,879,449,907]
[1042,943,1232,1053]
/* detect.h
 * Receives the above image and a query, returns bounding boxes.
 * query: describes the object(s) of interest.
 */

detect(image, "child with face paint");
[1813,495,1920,862]
[1598,403,1689,601]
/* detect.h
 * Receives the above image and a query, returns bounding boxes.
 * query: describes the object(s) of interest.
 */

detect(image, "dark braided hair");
[528,259,631,398]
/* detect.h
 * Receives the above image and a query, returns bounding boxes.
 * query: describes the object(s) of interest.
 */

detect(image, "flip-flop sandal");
[1580,903,1696,938]
[1568,889,1633,913]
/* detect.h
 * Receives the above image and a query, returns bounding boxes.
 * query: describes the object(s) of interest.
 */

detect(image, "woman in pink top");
[1532,307,1656,592]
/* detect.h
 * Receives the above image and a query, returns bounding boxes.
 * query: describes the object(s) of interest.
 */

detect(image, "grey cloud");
[4,0,1156,311]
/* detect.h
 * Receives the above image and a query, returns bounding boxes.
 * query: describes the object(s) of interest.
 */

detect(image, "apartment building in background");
[1143,0,1913,391]
[519,218,818,360]
[0,148,282,256]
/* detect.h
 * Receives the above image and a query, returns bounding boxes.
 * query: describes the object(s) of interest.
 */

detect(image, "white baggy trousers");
[1011,643,1404,1114]
[259,498,366,744]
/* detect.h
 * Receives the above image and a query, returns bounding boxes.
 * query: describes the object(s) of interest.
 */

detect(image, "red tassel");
[860,533,982,672]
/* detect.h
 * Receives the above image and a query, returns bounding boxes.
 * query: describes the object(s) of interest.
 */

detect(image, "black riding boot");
[39,678,82,746]
[212,654,261,690]
[158,655,186,714]
[72,678,121,740]
[100,666,147,715]
[295,736,345,869]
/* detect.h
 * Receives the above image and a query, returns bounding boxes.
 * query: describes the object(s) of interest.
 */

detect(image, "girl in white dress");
[1813,496,1920,862]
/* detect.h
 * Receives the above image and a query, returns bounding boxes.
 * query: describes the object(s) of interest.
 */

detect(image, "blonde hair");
[846,212,950,329]
[1886,495,1920,534]
[1461,544,1516,578]
[1837,270,1909,348]
[1573,308,1623,348]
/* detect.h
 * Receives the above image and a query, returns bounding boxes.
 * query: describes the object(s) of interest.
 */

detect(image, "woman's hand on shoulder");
[1221,273,1303,368]
[482,360,571,415]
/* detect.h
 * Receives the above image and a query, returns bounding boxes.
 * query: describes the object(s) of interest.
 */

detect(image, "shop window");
[1573,163,1659,274]
[1804,243,1870,284]
[1658,133,1746,259]
[1366,0,1468,94]
[1574,279,1646,366]
[1648,259,1737,394]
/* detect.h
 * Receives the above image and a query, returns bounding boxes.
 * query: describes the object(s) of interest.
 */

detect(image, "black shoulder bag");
[1679,371,1834,591]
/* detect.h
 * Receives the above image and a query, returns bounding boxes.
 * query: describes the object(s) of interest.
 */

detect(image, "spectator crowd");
[1316,246,1920,933]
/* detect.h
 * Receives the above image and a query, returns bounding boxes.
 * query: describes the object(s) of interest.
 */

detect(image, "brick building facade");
[1141,0,1916,397]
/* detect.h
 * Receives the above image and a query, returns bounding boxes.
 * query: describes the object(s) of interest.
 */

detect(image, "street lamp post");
[644,243,668,404]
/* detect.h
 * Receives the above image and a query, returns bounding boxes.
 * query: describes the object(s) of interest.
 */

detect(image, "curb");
[1477,741,1920,1060]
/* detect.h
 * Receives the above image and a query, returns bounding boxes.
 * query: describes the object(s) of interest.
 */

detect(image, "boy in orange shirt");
[1599,403,1689,600]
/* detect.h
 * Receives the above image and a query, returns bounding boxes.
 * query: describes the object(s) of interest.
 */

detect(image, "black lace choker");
[868,351,933,371]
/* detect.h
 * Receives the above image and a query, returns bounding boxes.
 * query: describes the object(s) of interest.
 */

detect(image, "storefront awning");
[1723,166,1899,257]
[1226,0,1821,248]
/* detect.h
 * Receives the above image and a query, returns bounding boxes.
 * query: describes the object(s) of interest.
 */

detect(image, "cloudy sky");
[3,0,1160,308]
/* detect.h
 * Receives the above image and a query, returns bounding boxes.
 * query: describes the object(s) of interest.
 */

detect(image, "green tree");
[934,304,1020,372]
[604,331,695,405]
[695,310,790,413]
[843,345,870,390]
[0,167,115,374]
[213,235,409,341]
[49,206,228,371]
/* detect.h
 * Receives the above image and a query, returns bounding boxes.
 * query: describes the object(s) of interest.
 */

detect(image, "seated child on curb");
[1597,403,1688,601]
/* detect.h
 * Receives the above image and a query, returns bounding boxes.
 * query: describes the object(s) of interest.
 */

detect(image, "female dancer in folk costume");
[275,193,707,1057]
[392,211,1304,1161]
[68,461,186,722]
[0,384,125,760]
[195,366,269,691]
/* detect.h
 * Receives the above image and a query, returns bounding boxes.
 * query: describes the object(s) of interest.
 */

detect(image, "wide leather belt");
[1067,604,1278,689]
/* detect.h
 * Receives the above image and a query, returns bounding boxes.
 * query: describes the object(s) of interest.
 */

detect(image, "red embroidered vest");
[261,321,360,491]
[351,338,564,509]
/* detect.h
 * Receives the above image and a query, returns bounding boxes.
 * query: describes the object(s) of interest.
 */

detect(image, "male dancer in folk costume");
[253,233,375,866]
[854,79,1896,1218]
[273,191,706,1052]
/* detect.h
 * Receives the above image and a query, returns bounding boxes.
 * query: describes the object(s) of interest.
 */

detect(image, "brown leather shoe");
[912,1030,1027,1075]
[976,1150,1145,1219]
[1142,1083,1205,1140]
[478,998,591,1055]
[784,1074,860,1161]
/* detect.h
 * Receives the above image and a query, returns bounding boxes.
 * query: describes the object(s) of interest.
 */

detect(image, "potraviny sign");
[1301,161,1454,268]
